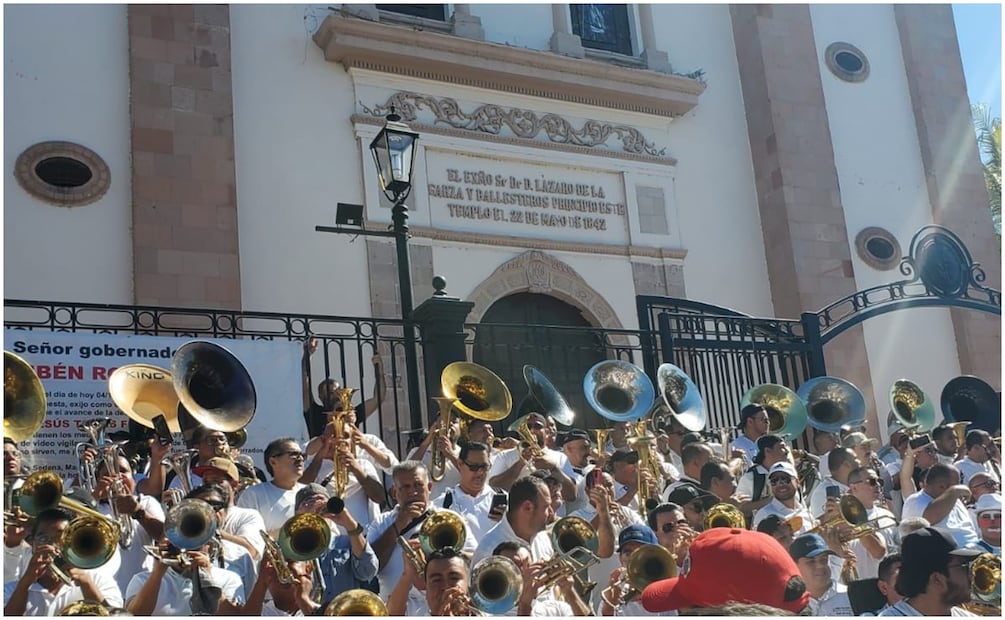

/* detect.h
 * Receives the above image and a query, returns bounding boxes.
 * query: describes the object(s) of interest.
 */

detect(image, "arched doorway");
[473,292,607,431]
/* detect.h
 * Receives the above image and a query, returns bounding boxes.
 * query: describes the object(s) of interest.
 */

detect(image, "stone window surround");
[14,141,111,208]
[314,6,700,118]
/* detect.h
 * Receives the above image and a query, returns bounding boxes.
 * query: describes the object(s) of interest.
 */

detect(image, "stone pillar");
[894,5,1002,388]
[730,4,879,436]
[412,277,476,424]
[549,4,584,58]
[127,4,241,309]
[638,4,670,73]
[450,4,484,41]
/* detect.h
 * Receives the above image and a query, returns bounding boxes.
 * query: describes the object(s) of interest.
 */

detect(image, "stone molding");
[466,250,625,331]
[408,225,687,261]
[351,115,675,167]
[363,92,670,158]
[14,141,111,207]
[314,14,704,118]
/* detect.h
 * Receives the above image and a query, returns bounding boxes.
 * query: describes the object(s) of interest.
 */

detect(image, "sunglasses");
[769,476,792,486]
[971,480,999,491]
[277,450,306,460]
[463,462,490,472]
[660,519,688,534]
[853,478,883,487]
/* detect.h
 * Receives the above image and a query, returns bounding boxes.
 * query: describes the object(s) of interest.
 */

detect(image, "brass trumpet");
[533,546,600,592]
[398,509,468,573]
[143,498,218,568]
[330,387,358,496]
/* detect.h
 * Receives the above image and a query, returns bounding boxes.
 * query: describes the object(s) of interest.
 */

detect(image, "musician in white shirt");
[431,441,505,540]
[236,438,305,532]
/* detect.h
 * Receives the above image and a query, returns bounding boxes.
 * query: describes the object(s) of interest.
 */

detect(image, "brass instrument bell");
[941,375,1000,435]
[4,351,46,441]
[172,341,256,432]
[584,360,655,422]
[797,376,866,434]
[58,600,111,616]
[164,498,218,551]
[441,362,512,422]
[655,363,706,432]
[550,515,600,555]
[278,512,332,562]
[324,589,388,615]
[109,364,181,433]
[889,379,936,433]
[470,555,523,614]
[523,365,575,426]
[971,553,1001,603]
[418,509,467,556]
[703,503,746,530]
[741,383,808,439]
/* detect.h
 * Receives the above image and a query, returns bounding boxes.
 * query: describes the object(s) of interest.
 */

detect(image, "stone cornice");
[406,225,687,260]
[314,14,705,118]
[351,115,676,166]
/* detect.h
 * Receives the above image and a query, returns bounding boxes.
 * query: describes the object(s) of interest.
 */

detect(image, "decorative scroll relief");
[425,150,629,245]
[364,92,669,158]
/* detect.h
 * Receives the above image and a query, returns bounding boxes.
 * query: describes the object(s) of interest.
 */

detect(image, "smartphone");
[589,469,603,488]
[491,492,508,511]
[151,415,173,446]
[825,485,841,499]
[908,435,931,450]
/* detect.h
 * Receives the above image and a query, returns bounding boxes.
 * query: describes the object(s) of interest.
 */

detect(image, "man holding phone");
[431,441,504,539]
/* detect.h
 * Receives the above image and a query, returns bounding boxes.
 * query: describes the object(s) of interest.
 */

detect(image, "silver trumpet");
[161,449,197,508]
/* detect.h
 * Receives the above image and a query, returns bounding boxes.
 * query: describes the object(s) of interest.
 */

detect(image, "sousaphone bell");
[4,351,46,441]
[890,379,936,433]
[172,341,256,432]
[522,365,575,426]
[109,364,181,433]
[797,376,866,434]
[941,375,999,435]
[653,363,706,432]
[584,360,655,422]
[741,383,808,439]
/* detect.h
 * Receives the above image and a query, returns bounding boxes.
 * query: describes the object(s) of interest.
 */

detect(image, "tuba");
[601,543,677,608]
[523,365,575,426]
[470,555,523,614]
[436,362,512,481]
[941,375,1000,435]
[741,383,808,440]
[324,589,388,615]
[653,363,706,432]
[890,379,937,433]
[4,350,46,441]
[172,341,257,432]
[703,503,746,530]
[584,360,655,422]
[58,600,111,616]
[797,376,866,434]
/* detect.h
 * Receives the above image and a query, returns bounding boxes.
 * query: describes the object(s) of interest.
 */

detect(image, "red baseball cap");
[641,528,810,614]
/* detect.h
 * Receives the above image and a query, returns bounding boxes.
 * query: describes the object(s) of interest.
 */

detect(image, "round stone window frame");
[855,227,902,271]
[825,42,870,83]
[14,141,111,207]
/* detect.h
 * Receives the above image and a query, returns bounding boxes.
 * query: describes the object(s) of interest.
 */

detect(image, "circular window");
[14,141,110,207]
[855,227,901,271]
[825,42,870,83]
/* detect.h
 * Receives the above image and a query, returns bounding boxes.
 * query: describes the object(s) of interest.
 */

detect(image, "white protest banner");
[4,330,304,476]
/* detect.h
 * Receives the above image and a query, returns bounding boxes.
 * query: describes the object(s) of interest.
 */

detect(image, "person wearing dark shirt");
[302,337,386,438]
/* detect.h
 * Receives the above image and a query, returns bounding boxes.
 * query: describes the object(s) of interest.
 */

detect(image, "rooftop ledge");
[313,14,705,118]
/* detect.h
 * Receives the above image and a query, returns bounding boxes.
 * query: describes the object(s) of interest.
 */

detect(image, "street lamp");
[314,109,425,433]
[368,110,423,430]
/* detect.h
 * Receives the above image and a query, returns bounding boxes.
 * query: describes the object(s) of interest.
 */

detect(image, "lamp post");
[368,109,424,431]
[314,109,424,432]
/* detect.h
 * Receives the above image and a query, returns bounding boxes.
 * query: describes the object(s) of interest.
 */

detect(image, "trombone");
[397,509,468,573]
[470,555,523,614]
[549,516,600,597]
[142,498,218,568]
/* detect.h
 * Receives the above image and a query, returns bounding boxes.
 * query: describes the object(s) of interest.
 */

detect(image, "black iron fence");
[3,299,416,457]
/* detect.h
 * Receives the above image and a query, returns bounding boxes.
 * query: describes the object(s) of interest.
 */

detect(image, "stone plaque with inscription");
[425,150,629,245]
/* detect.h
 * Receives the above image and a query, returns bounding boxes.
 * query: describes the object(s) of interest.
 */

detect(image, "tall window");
[570,4,632,56]
[378,4,446,21]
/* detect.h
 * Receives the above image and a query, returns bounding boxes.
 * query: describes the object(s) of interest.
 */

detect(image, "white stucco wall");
[229,4,775,326]
[3,4,133,305]
[811,4,961,435]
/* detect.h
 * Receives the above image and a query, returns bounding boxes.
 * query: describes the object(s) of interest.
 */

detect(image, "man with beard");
[431,441,505,540]
[737,434,791,516]
[808,447,860,519]
[732,404,770,465]
[879,527,983,616]
[752,462,815,535]
[367,461,476,597]
[932,425,962,466]
[236,437,306,532]
[473,475,555,565]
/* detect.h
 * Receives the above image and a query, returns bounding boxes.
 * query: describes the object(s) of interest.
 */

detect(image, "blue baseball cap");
[789,533,837,561]
[617,524,658,552]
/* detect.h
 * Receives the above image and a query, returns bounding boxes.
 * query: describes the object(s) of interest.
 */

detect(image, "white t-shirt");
[124,565,244,615]
[901,490,979,549]
[222,505,267,556]
[808,580,853,616]
[846,505,895,579]
[235,481,304,533]
[737,464,772,501]
[808,477,848,520]
[752,497,816,535]
[955,456,1000,484]
[312,457,382,529]
[731,434,759,464]
[366,507,477,597]
[3,568,123,616]
[431,484,498,541]
[472,514,554,566]
[98,494,165,594]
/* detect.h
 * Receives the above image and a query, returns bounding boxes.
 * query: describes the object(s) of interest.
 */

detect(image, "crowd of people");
[2,348,1001,617]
